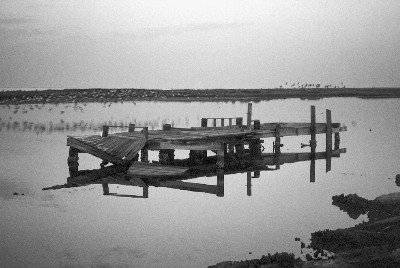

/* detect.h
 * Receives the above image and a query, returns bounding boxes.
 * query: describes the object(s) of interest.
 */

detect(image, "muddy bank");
[209,177,400,267]
[1,87,400,105]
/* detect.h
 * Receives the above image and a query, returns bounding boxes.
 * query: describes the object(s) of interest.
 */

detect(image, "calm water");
[1,98,399,267]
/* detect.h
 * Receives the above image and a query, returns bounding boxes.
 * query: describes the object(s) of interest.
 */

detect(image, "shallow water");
[1,98,399,267]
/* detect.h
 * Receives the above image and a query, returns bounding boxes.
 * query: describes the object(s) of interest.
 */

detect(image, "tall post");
[247,172,252,196]
[310,106,316,183]
[247,103,252,129]
[274,124,281,169]
[213,118,217,127]
[326,109,332,172]
[128,123,135,133]
[229,118,232,126]
[102,125,109,137]
[221,119,224,127]
[68,147,79,177]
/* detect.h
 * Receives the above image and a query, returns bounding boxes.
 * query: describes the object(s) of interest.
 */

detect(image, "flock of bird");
[279,82,346,89]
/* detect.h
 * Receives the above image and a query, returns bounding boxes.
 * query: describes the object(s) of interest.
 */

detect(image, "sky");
[0,0,399,89]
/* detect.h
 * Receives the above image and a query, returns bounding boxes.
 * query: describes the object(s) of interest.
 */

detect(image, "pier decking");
[47,103,347,197]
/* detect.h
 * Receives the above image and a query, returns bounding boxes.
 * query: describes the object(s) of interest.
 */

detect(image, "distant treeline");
[1,88,400,105]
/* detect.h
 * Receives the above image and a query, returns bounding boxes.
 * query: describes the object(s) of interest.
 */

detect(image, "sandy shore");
[1,88,400,105]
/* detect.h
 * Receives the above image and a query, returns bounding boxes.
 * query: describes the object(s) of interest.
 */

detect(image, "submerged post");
[247,103,252,129]
[102,182,109,195]
[143,185,149,198]
[310,106,316,183]
[326,109,332,172]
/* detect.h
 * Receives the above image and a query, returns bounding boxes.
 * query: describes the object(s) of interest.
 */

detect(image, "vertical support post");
[102,125,109,137]
[274,124,281,169]
[160,124,174,164]
[326,109,332,172]
[143,185,149,198]
[228,143,235,156]
[102,182,109,195]
[213,118,217,127]
[68,147,79,177]
[140,127,149,163]
[247,172,252,196]
[128,123,135,133]
[254,120,260,130]
[229,118,232,126]
[201,118,207,127]
[249,139,261,158]
[247,103,252,129]
[236,117,243,126]
[216,143,225,170]
[235,143,245,158]
[221,119,224,127]
[310,105,316,183]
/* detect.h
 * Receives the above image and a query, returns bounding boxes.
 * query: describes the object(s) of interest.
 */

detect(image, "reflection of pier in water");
[43,103,347,197]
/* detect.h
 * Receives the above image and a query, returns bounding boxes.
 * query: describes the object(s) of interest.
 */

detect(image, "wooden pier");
[45,103,347,197]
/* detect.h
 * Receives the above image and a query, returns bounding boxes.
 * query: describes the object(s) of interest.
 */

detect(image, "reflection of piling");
[310,106,316,183]
[143,185,149,198]
[217,172,224,197]
[247,172,252,196]
[334,131,340,150]
[326,109,332,172]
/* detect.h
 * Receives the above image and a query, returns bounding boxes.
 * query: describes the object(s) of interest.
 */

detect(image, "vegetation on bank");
[209,175,400,267]
[1,88,400,105]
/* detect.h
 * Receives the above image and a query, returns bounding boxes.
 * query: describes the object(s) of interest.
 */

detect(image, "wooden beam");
[67,137,123,164]
[158,180,219,195]
[149,141,222,150]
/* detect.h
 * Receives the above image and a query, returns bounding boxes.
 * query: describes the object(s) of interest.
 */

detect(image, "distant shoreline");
[1,87,399,105]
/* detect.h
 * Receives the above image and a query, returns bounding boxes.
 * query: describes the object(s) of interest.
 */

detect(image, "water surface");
[1,98,399,267]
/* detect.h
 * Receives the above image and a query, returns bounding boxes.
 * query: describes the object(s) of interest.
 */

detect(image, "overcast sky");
[1,0,399,89]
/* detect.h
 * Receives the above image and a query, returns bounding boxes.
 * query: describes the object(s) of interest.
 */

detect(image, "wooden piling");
[201,118,207,127]
[128,124,135,133]
[236,117,243,126]
[254,120,260,130]
[310,105,316,183]
[102,125,109,137]
[229,118,232,126]
[140,127,149,163]
[102,182,109,195]
[216,143,225,170]
[213,118,217,127]
[143,185,149,198]
[221,119,225,127]
[247,103,252,129]
[68,147,79,177]
[160,124,174,164]
[247,172,252,196]
[326,109,332,172]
